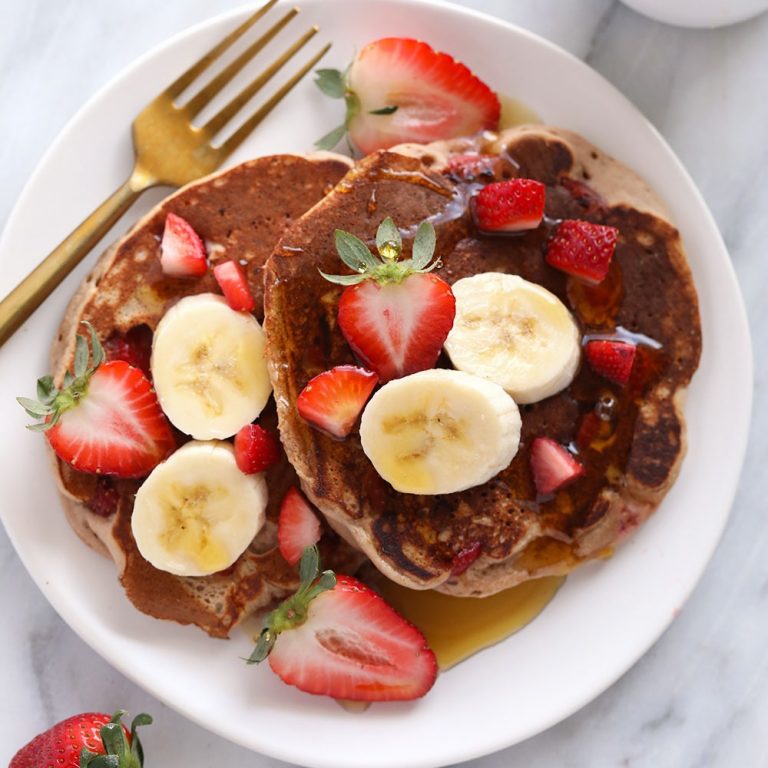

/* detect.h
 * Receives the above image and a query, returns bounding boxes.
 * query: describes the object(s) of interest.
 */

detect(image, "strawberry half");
[248,547,437,701]
[160,212,208,277]
[234,423,281,474]
[278,487,322,565]
[585,339,637,385]
[314,37,500,154]
[530,436,585,495]
[213,259,256,312]
[324,217,456,382]
[545,219,619,284]
[296,365,378,438]
[10,710,151,768]
[473,179,546,233]
[18,324,175,478]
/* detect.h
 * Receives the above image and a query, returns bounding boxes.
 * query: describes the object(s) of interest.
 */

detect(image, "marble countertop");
[1,1,766,765]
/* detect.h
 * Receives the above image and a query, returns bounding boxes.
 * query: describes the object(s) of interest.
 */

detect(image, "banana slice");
[151,293,272,439]
[132,440,267,576]
[444,272,581,404]
[360,369,521,495]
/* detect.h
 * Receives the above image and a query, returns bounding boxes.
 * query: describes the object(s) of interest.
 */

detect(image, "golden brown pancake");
[51,152,363,638]
[264,126,702,596]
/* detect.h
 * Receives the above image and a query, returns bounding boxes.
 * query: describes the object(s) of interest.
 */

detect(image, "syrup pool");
[373,575,565,669]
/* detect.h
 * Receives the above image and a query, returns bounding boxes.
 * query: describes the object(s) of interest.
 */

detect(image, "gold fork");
[0,0,328,347]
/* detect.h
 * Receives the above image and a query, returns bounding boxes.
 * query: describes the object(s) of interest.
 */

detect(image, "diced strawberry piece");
[103,324,153,379]
[338,274,456,383]
[545,219,619,284]
[213,260,255,312]
[277,487,322,566]
[86,478,120,518]
[296,365,378,438]
[160,212,207,277]
[267,574,437,700]
[530,437,585,495]
[473,179,546,232]
[585,339,637,386]
[47,361,175,477]
[345,38,500,154]
[444,153,497,181]
[450,541,482,576]
[234,423,281,474]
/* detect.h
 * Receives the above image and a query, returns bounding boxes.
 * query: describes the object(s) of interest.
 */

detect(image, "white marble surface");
[1,1,766,765]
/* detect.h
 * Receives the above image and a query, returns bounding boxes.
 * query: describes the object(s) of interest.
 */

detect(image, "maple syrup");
[371,575,564,669]
[498,95,542,129]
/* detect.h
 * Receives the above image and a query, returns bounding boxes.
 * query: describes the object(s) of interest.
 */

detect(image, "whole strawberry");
[10,709,151,768]
[323,217,456,383]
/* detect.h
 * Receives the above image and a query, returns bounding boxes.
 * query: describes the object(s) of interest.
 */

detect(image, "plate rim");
[0,1,753,766]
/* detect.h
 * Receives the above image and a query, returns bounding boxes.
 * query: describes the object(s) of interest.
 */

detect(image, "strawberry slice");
[545,219,619,284]
[278,487,322,565]
[160,212,208,277]
[18,324,175,478]
[248,547,437,701]
[474,179,546,233]
[530,436,585,495]
[296,365,378,438]
[324,217,456,382]
[585,339,637,385]
[234,423,281,474]
[213,260,256,312]
[103,324,153,379]
[314,38,499,154]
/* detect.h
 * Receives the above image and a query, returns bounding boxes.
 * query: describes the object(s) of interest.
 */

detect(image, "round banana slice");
[132,440,267,576]
[151,293,272,439]
[360,368,521,495]
[444,272,581,404]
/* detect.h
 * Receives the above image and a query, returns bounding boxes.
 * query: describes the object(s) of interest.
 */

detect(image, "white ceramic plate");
[0,2,752,767]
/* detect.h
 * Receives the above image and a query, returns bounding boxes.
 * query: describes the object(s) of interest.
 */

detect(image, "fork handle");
[0,169,155,348]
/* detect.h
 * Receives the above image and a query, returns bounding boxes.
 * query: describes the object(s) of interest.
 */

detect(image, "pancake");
[264,126,702,596]
[51,152,363,638]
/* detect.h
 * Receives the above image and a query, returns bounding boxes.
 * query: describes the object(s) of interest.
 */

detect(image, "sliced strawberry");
[234,423,281,474]
[18,325,175,478]
[545,219,619,284]
[585,339,637,385]
[248,547,437,701]
[338,275,455,382]
[103,324,153,378]
[296,365,378,439]
[315,38,499,154]
[278,487,322,565]
[530,436,585,495]
[450,541,482,576]
[87,478,120,517]
[444,153,497,181]
[324,218,456,383]
[473,179,546,233]
[213,259,255,312]
[160,212,207,277]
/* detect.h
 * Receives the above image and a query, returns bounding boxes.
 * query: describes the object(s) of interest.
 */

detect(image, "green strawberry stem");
[247,546,336,664]
[320,217,439,286]
[79,710,152,768]
[17,321,104,432]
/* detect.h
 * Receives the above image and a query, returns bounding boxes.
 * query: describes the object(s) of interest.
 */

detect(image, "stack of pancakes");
[51,127,701,635]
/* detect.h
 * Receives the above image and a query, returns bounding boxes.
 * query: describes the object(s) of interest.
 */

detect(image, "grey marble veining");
[2,1,767,765]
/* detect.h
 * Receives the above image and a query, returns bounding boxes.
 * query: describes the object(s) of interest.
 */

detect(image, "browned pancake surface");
[52,153,362,637]
[264,128,701,595]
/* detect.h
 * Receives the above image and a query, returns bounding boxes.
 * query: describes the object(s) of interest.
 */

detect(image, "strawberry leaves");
[313,67,358,151]
[18,322,103,431]
[78,710,151,768]
[247,545,336,664]
[321,217,439,286]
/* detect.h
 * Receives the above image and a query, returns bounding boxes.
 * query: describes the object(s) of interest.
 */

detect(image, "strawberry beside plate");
[0,1,751,766]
